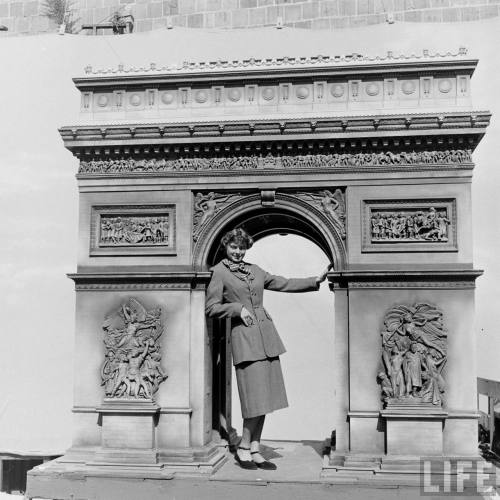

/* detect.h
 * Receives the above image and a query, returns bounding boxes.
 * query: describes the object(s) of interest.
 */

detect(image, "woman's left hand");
[316,263,333,284]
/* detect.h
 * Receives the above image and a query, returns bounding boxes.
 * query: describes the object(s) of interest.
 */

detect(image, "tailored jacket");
[205,261,319,365]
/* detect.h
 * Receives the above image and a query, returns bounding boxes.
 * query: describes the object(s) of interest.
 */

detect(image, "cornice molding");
[60,111,490,154]
[328,269,483,290]
[75,49,475,88]
[68,271,212,291]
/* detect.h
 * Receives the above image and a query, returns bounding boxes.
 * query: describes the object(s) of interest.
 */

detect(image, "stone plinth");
[381,403,448,456]
[93,398,160,464]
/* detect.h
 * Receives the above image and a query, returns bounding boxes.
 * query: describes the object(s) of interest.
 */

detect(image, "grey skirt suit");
[205,261,319,418]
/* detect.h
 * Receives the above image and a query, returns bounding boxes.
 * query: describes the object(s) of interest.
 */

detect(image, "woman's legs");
[250,415,266,463]
[237,416,262,461]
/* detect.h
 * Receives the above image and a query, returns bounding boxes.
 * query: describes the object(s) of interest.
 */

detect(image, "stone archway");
[194,192,347,270]
[27,49,491,499]
[196,195,345,445]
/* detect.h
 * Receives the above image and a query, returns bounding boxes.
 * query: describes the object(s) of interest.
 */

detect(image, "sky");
[0,18,500,450]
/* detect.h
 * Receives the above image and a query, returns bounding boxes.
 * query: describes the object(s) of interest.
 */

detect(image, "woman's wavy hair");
[220,228,254,250]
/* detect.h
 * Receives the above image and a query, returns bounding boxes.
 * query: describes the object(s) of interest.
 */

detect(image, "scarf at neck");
[222,259,254,281]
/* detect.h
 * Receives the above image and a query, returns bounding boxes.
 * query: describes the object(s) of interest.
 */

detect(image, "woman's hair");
[220,228,254,250]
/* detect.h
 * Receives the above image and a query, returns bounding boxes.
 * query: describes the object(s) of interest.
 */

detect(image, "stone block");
[248,6,266,24]
[319,0,338,16]
[258,0,273,5]
[479,4,499,17]
[204,11,215,26]
[349,13,368,25]
[294,19,312,27]
[80,9,95,24]
[411,0,429,7]
[221,0,238,9]
[135,17,153,30]
[284,3,301,21]
[187,12,204,26]
[338,0,355,15]
[265,5,278,22]
[87,0,102,9]
[147,2,162,18]
[331,15,348,27]
[422,7,443,21]
[366,12,385,23]
[214,9,230,25]
[374,0,394,11]
[392,0,405,11]
[312,16,331,27]
[461,6,480,20]
[430,0,448,6]
[384,414,445,455]
[134,3,147,17]
[169,0,178,14]
[152,16,166,28]
[302,1,319,18]
[442,7,459,21]
[404,8,423,21]
[240,0,257,7]
[231,7,248,25]
[15,15,30,31]
[206,0,221,10]
[357,0,374,15]
[0,3,7,15]
[178,0,196,13]
[23,1,38,16]
[171,13,186,25]
[94,5,111,20]
[9,2,22,16]
[195,0,206,10]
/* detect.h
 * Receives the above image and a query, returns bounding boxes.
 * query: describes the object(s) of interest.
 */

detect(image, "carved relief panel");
[100,298,167,400]
[378,303,447,407]
[362,199,457,252]
[90,204,176,256]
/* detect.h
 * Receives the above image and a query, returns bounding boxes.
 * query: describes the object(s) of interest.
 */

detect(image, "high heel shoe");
[251,451,277,470]
[234,447,257,470]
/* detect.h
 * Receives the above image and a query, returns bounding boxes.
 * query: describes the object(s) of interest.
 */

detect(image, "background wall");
[0,19,499,451]
[3,0,500,35]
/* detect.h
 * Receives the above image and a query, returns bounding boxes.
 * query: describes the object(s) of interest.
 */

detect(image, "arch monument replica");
[27,49,491,498]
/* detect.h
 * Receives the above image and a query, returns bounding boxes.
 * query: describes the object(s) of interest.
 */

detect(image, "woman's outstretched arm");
[263,263,332,292]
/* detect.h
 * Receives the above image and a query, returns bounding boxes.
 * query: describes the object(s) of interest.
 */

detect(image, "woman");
[205,228,331,470]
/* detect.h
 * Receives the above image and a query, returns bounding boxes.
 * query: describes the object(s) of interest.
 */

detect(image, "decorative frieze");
[378,303,447,407]
[100,298,167,400]
[78,150,472,175]
[90,205,176,256]
[362,199,457,253]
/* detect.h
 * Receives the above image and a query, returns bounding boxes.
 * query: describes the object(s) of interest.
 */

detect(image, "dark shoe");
[251,451,277,470]
[234,447,257,470]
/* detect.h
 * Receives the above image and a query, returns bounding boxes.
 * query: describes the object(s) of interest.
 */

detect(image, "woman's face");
[225,241,246,263]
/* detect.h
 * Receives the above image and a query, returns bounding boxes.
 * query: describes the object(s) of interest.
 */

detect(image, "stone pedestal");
[381,403,448,456]
[93,399,160,464]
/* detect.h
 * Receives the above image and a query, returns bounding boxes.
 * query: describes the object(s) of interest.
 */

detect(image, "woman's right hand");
[240,306,255,326]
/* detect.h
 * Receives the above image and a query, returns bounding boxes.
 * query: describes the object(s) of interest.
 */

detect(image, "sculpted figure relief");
[378,303,447,406]
[371,207,450,243]
[193,192,241,241]
[100,215,169,246]
[297,189,346,238]
[100,298,167,400]
[79,149,472,174]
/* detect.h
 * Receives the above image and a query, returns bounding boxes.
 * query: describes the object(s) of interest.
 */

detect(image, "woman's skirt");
[235,356,288,418]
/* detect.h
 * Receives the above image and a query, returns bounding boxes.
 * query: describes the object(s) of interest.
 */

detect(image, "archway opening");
[231,234,335,442]
[206,206,337,448]
[206,207,333,267]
